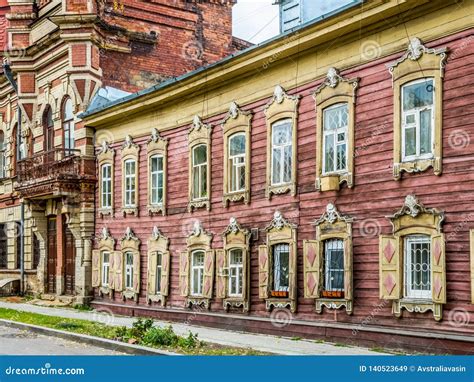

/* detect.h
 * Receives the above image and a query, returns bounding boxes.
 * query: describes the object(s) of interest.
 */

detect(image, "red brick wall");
[94,29,474,339]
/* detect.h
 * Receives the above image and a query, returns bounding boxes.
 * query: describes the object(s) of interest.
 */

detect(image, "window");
[323,239,344,296]
[0,224,6,269]
[404,235,431,299]
[150,155,164,205]
[228,249,243,296]
[272,243,290,293]
[191,250,205,296]
[323,103,348,174]
[192,144,207,200]
[155,252,162,294]
[271,119,292,186]
[63,98,75,155]
[401,79,434,161]
[125,252,134,290]
[124,159,136,208]
[32,234,40,269]
[43,106,54,152]
[102,251,110,287]
[0,131,5,178]
[228,134,246,193]
[101,164,112,209]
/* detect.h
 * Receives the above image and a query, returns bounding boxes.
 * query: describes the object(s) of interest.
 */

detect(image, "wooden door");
[47,217,57,294]
[64,221,76,295]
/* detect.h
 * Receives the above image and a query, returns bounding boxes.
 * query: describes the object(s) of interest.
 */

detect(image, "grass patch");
[0,308,265,355]
[72,304,93,312]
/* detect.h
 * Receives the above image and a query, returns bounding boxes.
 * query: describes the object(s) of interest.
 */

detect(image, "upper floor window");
[101,251,110,287]
[228,248,243,297]
[150,155,164,206]
[124,159,136,208]
[101,164,112,209]
[192,144,207,200]
[43,106,54,152]
[191,250,205,296]
[63,98,75,155]
[228,133,246,193]
[323,103,348,174]
[0,131,5,179]
[271,119,292,186]
[404,234,431,299]
[125,251,134,290]
[401,78,434,161]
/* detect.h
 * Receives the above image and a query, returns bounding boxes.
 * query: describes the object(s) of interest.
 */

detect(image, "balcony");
[16,149,85,198]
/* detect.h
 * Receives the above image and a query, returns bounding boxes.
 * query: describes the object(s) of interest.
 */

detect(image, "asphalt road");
[0,325,125,355]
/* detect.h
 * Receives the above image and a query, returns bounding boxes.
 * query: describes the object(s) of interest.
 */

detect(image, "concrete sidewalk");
[0,301,387,355]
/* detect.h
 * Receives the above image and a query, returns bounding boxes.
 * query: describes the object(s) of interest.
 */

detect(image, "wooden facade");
[84,0,474,353]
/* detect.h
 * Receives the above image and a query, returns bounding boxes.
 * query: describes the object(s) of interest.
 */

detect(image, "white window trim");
[401,78,435,163]
[155,252,162,294]
[101,164,112,209]
[272,243,290,292]
[192,145,208,201]
[190,250,205,296]
[322,103,348,176]
[150,155,164,206]
[101,251,110,287]
[271,119,293,186]
[125,252,134,290]
[228,249,243,297]
[404,235,432,300]
[228,133,246,193]
[323,239,344,292]
[124,159,136,208]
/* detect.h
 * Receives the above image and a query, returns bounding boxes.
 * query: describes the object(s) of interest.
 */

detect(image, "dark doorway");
[47,217,57,294]
[32,234,40,269]
[0,224,7,269]
[63,221,76,296]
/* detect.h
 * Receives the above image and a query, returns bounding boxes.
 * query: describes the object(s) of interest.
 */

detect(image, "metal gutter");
[79,0,364,119]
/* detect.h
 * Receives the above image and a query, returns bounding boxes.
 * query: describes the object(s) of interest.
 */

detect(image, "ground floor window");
[156,252,163,294]
[191,250,205,296]
[0,224,6,269]
[323,239,344,298]
[228,249,243,297]
[272,243,289,296]
[404,234,431,299]
[125,252,134,290]
[102,251,110,287]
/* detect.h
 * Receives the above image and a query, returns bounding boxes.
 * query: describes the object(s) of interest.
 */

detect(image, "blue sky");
[232,0,279,44]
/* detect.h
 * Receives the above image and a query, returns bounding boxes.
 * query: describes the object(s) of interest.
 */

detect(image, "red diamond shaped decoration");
[259,253,267,269]
[384,274,396,295]
[433,240,442,266]
[306,245,316,267]
[204,279,211,295]
[384,241,395,263]
[434,276,443,299]
[307,273,316,295]
[205,256,212,272]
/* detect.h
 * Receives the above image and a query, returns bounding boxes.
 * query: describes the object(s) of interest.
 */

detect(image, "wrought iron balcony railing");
[16,148,82,184]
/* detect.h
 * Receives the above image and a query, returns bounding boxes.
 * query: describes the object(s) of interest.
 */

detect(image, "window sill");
[147,204,165,216]
[185,296,210,310]
[98,285,112,297]
[316,172,353,191]
[392,298,442,321]
[265,297,296,313]
[393,157,441,179]
[122,289,138,302]
[121,206,138,217]
[315,297,353,315]
[188,198,210,212]
[98,208,113,217]
[223,297,249,313]
[147,293,166,307]
[265,183,296,199]
[223,190,249,207]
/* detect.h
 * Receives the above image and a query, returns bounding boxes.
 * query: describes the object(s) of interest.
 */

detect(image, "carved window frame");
[92,227,115,297]
[388,37,447,180]
[258,211,297,313]
[264,85,300,199]
[303,203,353,315]
[147,226,170,307]
[216,217,251,312]
[313,68,358,192]
[179,221,214,309]
[120,228,141,302]
[221,102,252,207]
[97,141,115,217]
[188,116,212,212]
[121,135,140,216]
[146,128,168,216]
[379,195,445,321]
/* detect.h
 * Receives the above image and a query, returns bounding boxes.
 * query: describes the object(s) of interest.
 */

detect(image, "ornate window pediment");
[221,102,252,207]
[379,195,446,321]
[387,37,447,179]
[303,203,353,315]
[179,220,214,309]
[147,128,168,216]
[121,135,140,216]
[264,85,300,199]
[147,226,170,306]
[188,115,212,212]
[258,211,297,313]
[313,68,358,191]
[216,217,251,312]
[97,141,115,216]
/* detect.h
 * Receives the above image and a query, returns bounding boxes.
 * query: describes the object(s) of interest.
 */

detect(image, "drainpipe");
[3,63,25,296]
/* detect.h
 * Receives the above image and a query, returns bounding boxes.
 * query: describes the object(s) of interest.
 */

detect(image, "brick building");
[0,0,242,301]
[82,0,474,353]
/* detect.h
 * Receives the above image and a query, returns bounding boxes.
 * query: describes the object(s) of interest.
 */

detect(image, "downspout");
[3,63,25,296]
